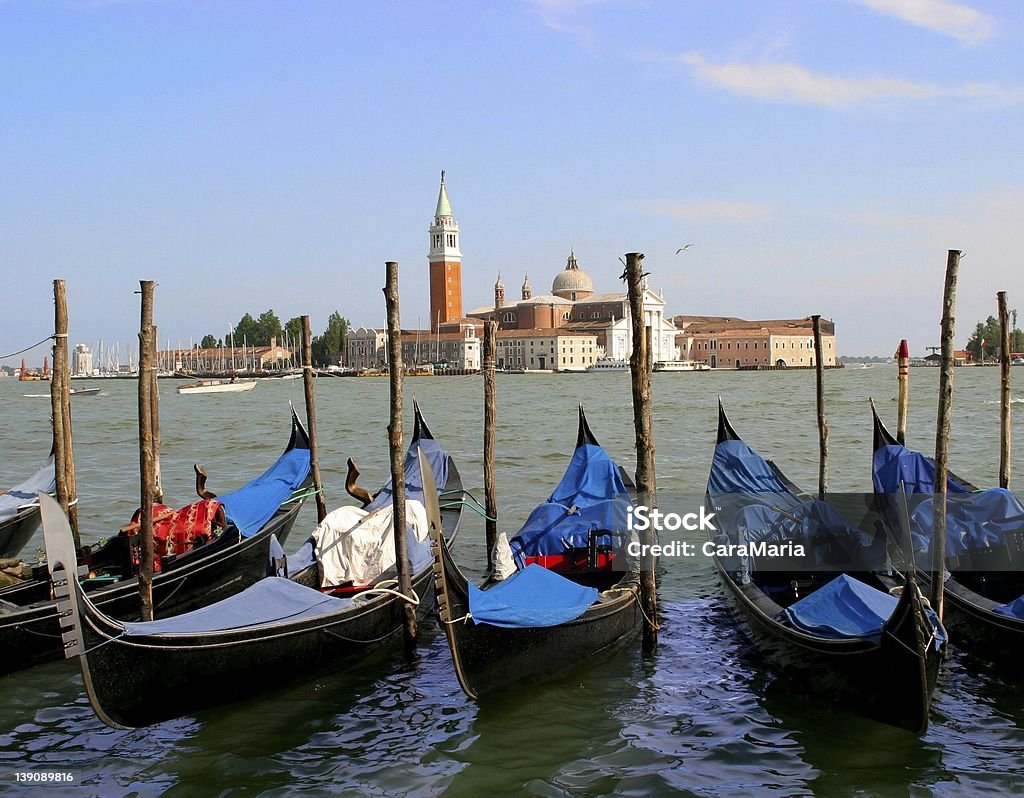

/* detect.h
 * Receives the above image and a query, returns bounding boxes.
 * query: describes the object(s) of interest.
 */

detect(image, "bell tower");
[428,171,463,331]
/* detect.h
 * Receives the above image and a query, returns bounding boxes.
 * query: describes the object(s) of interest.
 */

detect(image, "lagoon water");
[1,366,1023,797]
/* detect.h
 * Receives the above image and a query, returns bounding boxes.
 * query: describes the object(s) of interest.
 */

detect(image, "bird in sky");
[676,244,693,254]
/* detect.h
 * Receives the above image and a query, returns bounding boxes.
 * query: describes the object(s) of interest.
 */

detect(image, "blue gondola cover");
[121,577,352,636]
[508,443,631,567]
[467,564,599,628]
[219,447,312,537]
[780,574,899,642]
[366,438,449,512]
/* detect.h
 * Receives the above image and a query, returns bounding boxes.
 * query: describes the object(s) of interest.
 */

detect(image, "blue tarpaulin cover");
[994,595,1024,620]
[467,564,599,628]
[0,457,56,522]
[707,439,790,496]
[509,443,631,567]
[366,438,449,512]
[218,448,311,537]
[121,576,352,636]
[906,488,1024,555]
[872,444,969,495]
[780,574,898,642]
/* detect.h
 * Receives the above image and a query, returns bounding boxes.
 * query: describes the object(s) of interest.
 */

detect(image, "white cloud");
[680,53,1021,108]
[854,0,994,43]
[641,199,773,223]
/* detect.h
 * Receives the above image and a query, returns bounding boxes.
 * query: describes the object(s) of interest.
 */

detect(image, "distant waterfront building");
[346,324,481,371]
[496,328,599,371]
[72,344,93,377]
[675,316,837,368]
[466,251,678,365]
[159,338,293,372]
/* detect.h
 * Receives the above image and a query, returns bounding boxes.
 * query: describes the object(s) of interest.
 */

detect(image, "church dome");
[551,251,594,299]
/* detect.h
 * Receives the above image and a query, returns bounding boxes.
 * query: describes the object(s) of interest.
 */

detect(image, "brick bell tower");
[428,171,463,331]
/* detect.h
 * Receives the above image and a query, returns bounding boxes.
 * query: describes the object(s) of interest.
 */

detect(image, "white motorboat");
[176,379,257,395]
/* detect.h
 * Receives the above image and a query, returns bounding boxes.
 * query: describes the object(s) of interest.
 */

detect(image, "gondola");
[0,454,56,559]
[0,408,313,676]
[872,405,1024,662]
[706,403,946,733]
[39,404,463,728]
[430,406,642,699]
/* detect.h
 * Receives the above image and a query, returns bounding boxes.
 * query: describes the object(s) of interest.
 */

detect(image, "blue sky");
[2,0,1021,361]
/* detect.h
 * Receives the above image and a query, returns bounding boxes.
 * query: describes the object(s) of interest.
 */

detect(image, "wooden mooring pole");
[624,252,658,654]
[483,320,498,574]
[931,250,960,621]
[812,315,828,501]
[896,339,910,445]
[302,315,327,523]
[150,324,163,503]
[383,261,416,649]
[998,291,1012,490]
[49,279,81,549]
[137,280,156,621]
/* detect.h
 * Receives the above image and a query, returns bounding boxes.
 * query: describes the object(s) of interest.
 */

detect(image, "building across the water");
[675,315,837,368]
[72,344,93,377]
[465,251,679,366]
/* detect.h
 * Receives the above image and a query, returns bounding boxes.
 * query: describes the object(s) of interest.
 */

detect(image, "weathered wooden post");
[896,339,910,445]
[137,280,157,621]
[812,315,828,501]
[483,320,498,573]
[931,250,960,621]
[301,315,327,522]
[150,324,163,503]
[998,291,1012,490]
[383,261,416,648]
[49,279,81,549]
[624,252,658,653]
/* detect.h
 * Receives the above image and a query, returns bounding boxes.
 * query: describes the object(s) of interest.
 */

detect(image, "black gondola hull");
[434,533,642,698]
[0,501,304,675]
[75,559,439,728]
[0,506,42,560]
[714,557,940,733]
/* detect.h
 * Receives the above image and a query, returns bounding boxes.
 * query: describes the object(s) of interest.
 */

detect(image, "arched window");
[562,311,571,320]
[503,312,516,323]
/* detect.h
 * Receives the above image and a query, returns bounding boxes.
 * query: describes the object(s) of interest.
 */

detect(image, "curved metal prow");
[413,399,434,442]
[576,404,599,448]
[871,400,899,451]
[288,404,312,452]
[717,399,741,444]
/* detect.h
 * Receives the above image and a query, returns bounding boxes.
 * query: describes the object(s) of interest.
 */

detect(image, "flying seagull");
[676,244,693,254]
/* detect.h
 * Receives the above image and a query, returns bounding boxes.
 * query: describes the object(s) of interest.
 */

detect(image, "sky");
[2,0,1022,363]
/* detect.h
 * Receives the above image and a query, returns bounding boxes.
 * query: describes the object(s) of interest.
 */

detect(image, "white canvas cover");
[312,499,431,586]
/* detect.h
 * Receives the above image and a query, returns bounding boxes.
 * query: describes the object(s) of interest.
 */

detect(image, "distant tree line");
[197,309,350,366]
[966,314,1023,361]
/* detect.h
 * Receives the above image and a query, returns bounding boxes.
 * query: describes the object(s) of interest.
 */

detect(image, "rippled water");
[1,366,1022,796]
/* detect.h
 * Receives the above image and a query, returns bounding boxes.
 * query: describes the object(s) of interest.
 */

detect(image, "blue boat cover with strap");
[467,564,599,628]
[121,577,352,636]
[365,438,449,512]
[780,574,897,642]
[219,447,311,537]
[508,443,631,567]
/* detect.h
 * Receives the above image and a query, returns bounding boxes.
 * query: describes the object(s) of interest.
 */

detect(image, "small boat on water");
[40,404,464,728]
[431,406,641,699]
[872,406,1024,666]
[653,360,710,372]
[0,455,56,559]
[24,386,102,398]
[0,409,312,676]
[585,357,629,373]
[177,378,257,395]
[706,402,947,733]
